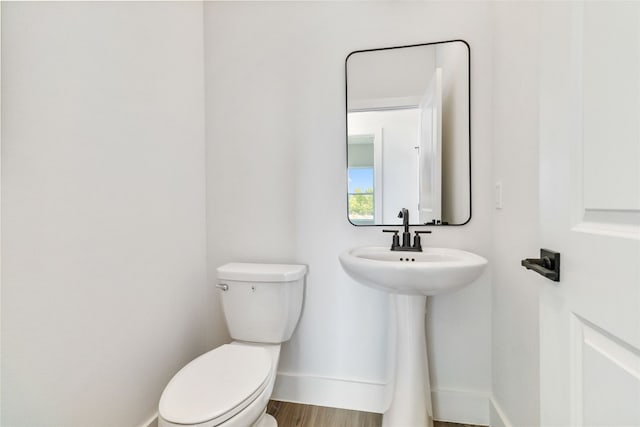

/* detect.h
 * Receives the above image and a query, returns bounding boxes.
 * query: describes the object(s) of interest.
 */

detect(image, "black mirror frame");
[345,39,472,227]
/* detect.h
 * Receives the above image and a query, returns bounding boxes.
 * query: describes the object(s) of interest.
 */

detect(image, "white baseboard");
[145,373,493,426]
[489,397,513,427]
[273,372,491,425]
[431,389,490,426]
[272,372,387,413]
[138,412,158,427]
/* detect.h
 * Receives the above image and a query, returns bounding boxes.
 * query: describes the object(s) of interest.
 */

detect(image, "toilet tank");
[216,263,307,343]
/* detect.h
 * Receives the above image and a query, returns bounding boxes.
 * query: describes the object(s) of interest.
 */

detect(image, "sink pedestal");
[383,295,433,427]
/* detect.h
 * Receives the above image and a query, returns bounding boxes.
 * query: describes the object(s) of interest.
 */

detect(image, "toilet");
[158,262,307,427]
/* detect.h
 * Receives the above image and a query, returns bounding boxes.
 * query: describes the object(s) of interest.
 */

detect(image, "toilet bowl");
[158,263,306,427]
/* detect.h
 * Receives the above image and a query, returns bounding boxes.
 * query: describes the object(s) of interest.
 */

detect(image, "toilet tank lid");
[217,263,307,282]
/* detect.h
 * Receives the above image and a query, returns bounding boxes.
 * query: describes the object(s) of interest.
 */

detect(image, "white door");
[538,3,640,426]
[418,68,442,224]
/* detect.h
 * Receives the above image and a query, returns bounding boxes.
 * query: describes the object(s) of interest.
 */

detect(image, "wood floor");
[266,400,482,427]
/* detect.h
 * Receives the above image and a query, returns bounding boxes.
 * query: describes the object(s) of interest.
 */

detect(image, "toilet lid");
[159,344,272,425]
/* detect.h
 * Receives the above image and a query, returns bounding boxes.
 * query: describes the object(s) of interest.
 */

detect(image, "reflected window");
[348,167,374,224]
[348,134,376,225]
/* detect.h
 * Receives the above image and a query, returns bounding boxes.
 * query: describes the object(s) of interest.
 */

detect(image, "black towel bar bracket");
[521,249,560,282]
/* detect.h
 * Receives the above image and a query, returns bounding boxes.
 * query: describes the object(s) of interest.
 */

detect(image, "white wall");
[0,3,228,426]
[490,3,542,427]
[204,2,493,424]
[347,45,435,109]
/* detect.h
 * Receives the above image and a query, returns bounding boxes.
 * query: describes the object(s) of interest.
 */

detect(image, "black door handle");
[521,249,560,282]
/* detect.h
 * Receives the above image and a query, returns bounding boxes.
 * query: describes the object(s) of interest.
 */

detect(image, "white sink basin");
[339,246,487,295]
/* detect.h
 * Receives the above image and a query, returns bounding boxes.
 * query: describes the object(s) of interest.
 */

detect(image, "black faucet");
[383,208,432,252]
[398,208,411,247]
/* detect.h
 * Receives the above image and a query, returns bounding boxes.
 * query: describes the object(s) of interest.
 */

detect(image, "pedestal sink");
[339,246,488,427]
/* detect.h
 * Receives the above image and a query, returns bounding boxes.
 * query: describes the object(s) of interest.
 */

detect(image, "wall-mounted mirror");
[346,40,471,226]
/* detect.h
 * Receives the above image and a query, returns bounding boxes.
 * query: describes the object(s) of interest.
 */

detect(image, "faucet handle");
[383,229,400,250]
[412,230,432,251]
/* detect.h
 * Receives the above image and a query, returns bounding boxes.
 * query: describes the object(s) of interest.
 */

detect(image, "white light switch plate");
[495,182,503,209]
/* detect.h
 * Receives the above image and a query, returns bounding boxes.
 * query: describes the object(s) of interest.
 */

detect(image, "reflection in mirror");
[346,40,470,226]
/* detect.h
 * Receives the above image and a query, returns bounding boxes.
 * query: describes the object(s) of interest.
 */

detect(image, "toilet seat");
[159,344,272,426]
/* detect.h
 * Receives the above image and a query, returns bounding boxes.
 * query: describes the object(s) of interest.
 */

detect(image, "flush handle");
[216,283,229,291]
[521,249,560,282]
